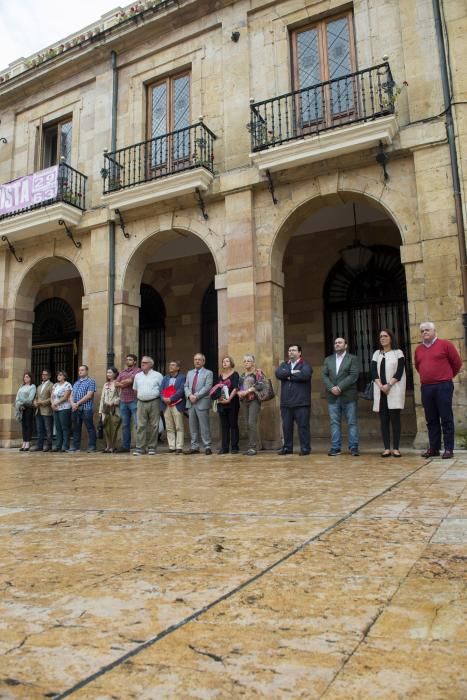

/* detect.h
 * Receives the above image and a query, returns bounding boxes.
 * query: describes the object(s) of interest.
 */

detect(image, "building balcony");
[0,162,87,242]
[249,62,399,172]
[101,120,217,212]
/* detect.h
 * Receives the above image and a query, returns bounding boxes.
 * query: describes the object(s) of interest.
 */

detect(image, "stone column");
[113,289,140,368]
[0,310,34,446]
[256,265,284,448]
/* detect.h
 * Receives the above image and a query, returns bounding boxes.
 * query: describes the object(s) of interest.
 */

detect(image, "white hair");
[419,321,436,331]
[243,354,255,362]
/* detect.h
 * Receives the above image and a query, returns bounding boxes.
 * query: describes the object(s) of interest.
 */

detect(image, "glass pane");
[43,127,58,167]
[151,83,167,166]
[326,17,353,115]
[173,75,190,160]
[59,121,72,163]
[296,28,322,124]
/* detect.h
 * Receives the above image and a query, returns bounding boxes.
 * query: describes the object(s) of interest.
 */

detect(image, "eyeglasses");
[420,329,431,333]
[141,360,150,364]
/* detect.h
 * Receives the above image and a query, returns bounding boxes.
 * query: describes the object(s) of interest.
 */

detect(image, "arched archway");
[270,195,416,440]
[117,227,219,373]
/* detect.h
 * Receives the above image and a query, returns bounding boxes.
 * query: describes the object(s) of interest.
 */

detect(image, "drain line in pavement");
[53,460,428,699]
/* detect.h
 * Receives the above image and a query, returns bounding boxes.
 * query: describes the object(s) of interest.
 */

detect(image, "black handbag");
[362,381,374,401]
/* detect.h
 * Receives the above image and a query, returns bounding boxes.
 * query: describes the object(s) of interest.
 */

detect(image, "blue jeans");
[36,413,53,449]
[72,409,96,450]
[328,398,359,450]
[120,400,138,449]
[54,409,72,450]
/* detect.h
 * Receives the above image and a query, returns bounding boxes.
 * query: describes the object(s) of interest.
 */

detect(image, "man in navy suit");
[322,337,360,456]
[184,353,213,455]
[275,344,313,456]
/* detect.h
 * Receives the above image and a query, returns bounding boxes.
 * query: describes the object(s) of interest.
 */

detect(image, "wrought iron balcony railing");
[102,121,217,194]
[0,161,87,222]
[249,62,395,152]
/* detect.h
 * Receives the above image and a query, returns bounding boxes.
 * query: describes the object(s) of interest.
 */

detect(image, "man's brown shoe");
[442,450,454,459]
[421,448,440,458]
[183,448,200,455]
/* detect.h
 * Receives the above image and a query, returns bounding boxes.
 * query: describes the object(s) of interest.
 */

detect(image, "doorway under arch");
[32,297,79,382]
[323,244,413,390]
[139,284,166,373]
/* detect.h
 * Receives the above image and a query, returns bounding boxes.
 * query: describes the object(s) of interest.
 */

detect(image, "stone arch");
[268,187,411,272]
[12,254,88,313]
[120,222,222,300]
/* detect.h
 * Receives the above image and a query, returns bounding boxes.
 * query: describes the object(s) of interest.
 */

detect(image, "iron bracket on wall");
[195,188,209,220]
[266,169,278,205]
[0,119,7,144]
[58,219,81,248]
[115,208,130,239]
[376,141,389,181]
[1,235,23,262]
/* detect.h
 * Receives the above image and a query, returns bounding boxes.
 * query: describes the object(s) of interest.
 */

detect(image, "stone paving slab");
[0,449,466,699]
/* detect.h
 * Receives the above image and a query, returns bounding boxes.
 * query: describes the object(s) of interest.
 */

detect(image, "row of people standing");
[14,320,462,456]
[14,353,266,455]
[322,322,462,459]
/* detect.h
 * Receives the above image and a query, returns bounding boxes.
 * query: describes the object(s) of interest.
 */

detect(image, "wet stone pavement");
[0,446,466,699]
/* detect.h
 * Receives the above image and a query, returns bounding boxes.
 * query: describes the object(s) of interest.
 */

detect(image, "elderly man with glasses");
[415,322,462,459]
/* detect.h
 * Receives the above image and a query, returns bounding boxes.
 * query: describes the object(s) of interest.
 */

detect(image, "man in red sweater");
[415,322,463,459]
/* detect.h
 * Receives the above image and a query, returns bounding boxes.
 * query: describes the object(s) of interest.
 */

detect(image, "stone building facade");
[0,0,466,447]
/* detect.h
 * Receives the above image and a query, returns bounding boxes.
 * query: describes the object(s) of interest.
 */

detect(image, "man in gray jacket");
[322,337,360,456]
[184,353,213,455]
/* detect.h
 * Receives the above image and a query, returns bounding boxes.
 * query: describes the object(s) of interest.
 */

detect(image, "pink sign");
[0,165,59,217]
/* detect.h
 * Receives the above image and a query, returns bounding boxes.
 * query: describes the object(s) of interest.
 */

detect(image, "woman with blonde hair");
[98,367,121,452]
[238,354,264,456]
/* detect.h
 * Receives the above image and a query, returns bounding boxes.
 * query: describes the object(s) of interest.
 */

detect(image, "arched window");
[139,284,166,374]
[324,245,413,389]
[201,281,218,373]
[32,297,78,382]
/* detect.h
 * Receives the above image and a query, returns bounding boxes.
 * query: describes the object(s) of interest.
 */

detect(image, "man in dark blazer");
[322,337,360,456]
[184,353,213,455]
[275,344,313,456]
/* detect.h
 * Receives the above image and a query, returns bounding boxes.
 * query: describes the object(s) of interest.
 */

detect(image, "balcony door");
[292,12,356,131]
[42,118,72,167]
[147,72,191,177]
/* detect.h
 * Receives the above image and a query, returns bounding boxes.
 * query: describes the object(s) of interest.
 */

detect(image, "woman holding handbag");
[371,329,406,457]
[238,354,265,456]
[15,371,36,451]
[215,356,240,454]
[98,367,121,453]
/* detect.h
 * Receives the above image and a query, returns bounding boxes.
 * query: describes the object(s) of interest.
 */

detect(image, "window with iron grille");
[147,72,191,176]
[291,11,356,128]
[323,245,413,390]
[32,297,78,382]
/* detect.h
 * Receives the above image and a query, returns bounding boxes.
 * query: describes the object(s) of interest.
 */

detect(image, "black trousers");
[379,393,401,450]
[421,380,455,451]
[218,401,240,452]
[280,405,311,453]
[21,407,35,442]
